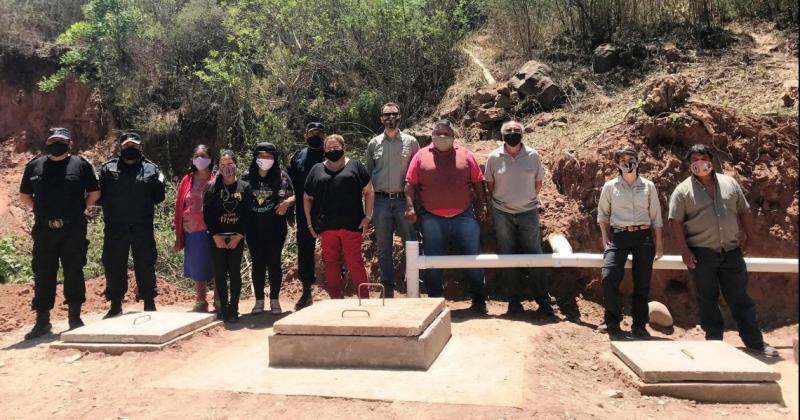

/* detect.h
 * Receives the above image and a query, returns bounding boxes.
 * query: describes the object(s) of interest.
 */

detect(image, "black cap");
[253,142,279,157]
[118,132,142,145]
[47,127,72,141]
[305,122,326,133]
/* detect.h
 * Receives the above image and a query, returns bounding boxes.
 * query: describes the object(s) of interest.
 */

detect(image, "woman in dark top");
[203,149,251,323]
[242,142,295,315]
[304,134,375,299]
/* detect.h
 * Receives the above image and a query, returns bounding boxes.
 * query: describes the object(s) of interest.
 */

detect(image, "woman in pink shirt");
[174,145,215,312]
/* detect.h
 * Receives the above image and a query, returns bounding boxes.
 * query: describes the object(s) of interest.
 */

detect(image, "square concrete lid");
[60,312,217,344]
[273,298,446,337]
[612,340,781,383]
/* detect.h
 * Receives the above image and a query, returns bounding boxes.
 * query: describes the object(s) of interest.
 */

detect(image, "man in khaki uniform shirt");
[365,102,419,297]
[668,144,776,357]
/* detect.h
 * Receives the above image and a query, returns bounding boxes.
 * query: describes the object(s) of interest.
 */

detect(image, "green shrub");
[0,236,34,284]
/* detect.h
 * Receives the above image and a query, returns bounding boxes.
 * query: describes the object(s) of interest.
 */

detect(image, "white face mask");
[257,158,274,171]
[193,157,211,170]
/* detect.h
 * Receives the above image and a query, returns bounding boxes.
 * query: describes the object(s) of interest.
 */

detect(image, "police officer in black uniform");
[98,132,166,318]
[286,122,326,310]
[19,128,101,340]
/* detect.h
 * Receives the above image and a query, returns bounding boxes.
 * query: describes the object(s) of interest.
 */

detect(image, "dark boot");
[143,297,156,312]
[216,303,227,321]
[226,303,239,324]
[295,288,313,311]
[68,304,84,330]
[470,295,487,314]
[104,300,123,319]
[24,310,52,340]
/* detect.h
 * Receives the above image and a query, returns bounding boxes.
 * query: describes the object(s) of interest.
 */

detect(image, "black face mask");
[120,147,142,162]
[307,136,323,149]
[325,150,344,162]
[45,142,69,157]
[504,133,522,147]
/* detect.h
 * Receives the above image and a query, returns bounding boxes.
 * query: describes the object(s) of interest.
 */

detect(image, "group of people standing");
[18,104,778,356]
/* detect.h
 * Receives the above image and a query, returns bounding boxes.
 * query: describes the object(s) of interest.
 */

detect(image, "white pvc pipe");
[405,240,420,298]
[547,233,573,254]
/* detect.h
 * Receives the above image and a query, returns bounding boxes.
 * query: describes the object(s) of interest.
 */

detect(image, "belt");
[376,191,404,199]
[612,225,650,232]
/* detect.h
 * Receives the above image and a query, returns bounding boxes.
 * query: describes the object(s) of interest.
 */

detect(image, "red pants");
[319,229,369,299]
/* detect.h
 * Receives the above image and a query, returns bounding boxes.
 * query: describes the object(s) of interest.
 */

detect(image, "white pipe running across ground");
[404,234,799,298]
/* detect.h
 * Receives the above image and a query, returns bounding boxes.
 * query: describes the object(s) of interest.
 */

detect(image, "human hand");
[227,234,242,249]
[359,217,371,238]
[276,201,290,216]
[476,204,487,222]
[681,248,697,269]
[404,207,417,224]
[655,242,664,260]
[308,224,318,239]
[213,235,227,249]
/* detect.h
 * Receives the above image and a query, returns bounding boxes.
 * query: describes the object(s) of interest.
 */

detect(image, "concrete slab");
[153,318,528,407]
[639,382,783,403]
[612,340,781,383]
[269,308,450,369]
[51,321,222,355]
[273,297,445,337]
[60,312,217,344]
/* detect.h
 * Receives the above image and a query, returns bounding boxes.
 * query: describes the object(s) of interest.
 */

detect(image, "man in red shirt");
[404,120,488,313]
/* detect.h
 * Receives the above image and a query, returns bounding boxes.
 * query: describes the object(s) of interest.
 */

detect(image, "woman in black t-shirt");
[303,134,374,299]
[203,149,251,323]
[242,142,295,315]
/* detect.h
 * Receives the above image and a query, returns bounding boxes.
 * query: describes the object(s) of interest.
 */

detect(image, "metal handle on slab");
[133,314,151,325]
[357,283,385,306]
[341,309,370,318]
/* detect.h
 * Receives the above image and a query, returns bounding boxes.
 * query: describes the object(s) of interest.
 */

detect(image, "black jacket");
[98,157,165,225]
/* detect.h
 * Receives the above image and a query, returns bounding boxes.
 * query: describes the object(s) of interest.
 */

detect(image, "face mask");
[690,160,713,176]
[45,142,69,157]
[256,158,274,171]
[504,132,522,147]
[121,147,142,161]
[432,136,454,152]
[383,115,399,129]
[325,149,344,162]
[307,136,323,149]
[193,157,211,170]
[220,165,236,177]
[617,160,638,174]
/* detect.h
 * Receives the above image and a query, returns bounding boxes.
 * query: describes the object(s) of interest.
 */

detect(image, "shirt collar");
[498,144,527,157]
[615,175,644,187]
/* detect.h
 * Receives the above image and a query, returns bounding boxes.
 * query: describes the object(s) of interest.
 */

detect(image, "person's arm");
[467,152,487,221]
[19,193,33,209]
[597,184,612,248]
[734,182,754,254]
[203,182,226,248]
[667,189,695,268]
[404,153,421,224]
[83,159,101,209]
[86,190,101,208]
[151,165,166,205]
[365,140,375,174]
[360,181,375,237]
[303,192,317,238]
[648,181,664,259]
[276,174,296,215]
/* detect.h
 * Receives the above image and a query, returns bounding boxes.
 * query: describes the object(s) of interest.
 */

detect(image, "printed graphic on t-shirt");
[220,188,242,224]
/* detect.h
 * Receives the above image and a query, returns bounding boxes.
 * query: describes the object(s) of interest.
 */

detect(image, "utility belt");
[612,225,650,233]
[376,191,405,199]
[37,218,81,230]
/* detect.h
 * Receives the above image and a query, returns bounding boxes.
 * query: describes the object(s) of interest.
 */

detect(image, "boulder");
[474,107,506,123]
[663,44,682,63]
[473,88,496,105]
[507,60,564,110]
[593,43,619,74]
[641,75,690,116]
[509,91,520,104]
[648,301,673,327]
[494,94,511,109]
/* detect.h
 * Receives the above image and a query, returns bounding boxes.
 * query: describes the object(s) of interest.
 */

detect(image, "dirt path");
[0,298,796,419]
[462,46,497,85]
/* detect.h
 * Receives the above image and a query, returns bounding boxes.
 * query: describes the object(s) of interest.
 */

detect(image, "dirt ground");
[0,296,796,420]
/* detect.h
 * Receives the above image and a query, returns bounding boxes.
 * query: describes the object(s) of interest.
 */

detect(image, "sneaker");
[295,291,313,311]
[24,321,52,340]
[746,344,779,357]
[251,300,265,314]
[270,299,282,315]
[631,326,651,338]
[470,297,488,314]
[506,299,524,315]
[103,301,123,319]
[191,301,209,313]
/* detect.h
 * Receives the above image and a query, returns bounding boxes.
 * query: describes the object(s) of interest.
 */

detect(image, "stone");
[663,44,681,62]
[64,354,82,364]
[507,60,563,109]
[641,75,690,116]
[496,85,511,96]
[473,107,506,123]
[604,389,623,398]
[473,88,496,105]
[647,301,673,327]
[593,43,619,74]
[494,94,511,109]
[509,91,520,104]
[612,340,780,383]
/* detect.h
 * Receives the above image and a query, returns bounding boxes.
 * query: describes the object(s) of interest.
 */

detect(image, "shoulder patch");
[25,154,44,165]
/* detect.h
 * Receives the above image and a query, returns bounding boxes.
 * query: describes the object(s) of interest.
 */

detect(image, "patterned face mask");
[256,158,274,171]
[617,160,638,173]
[690,160,713,176]
[220,165,236,177]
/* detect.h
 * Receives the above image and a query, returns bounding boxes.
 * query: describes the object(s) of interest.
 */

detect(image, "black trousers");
[102,223,158,301]
[690,246,764,349]
[601,229,655,329]
[295,221,316,288]
[211,241,244,311]
[249,228,287,300]
[31,223,88,310]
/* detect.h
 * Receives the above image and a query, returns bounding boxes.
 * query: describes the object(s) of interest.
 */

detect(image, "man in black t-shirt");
[286,122,326,309]
[19,128,101,339]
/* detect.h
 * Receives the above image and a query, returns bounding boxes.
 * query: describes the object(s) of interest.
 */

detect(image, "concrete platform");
[270,307,451,369]
[273,297,446,336]
[639,381,783,403]
[612,340,781,383]
[54,312,218,353]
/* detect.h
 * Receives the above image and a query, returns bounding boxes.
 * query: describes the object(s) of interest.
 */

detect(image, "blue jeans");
[493,208,551,309]
[419,208,485,298]
[373,195,417,291]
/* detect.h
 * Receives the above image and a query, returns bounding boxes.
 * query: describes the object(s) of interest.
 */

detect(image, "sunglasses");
[381,112,400,117]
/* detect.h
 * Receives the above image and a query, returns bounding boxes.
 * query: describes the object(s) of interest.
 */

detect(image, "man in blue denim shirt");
[484,120,554,316]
